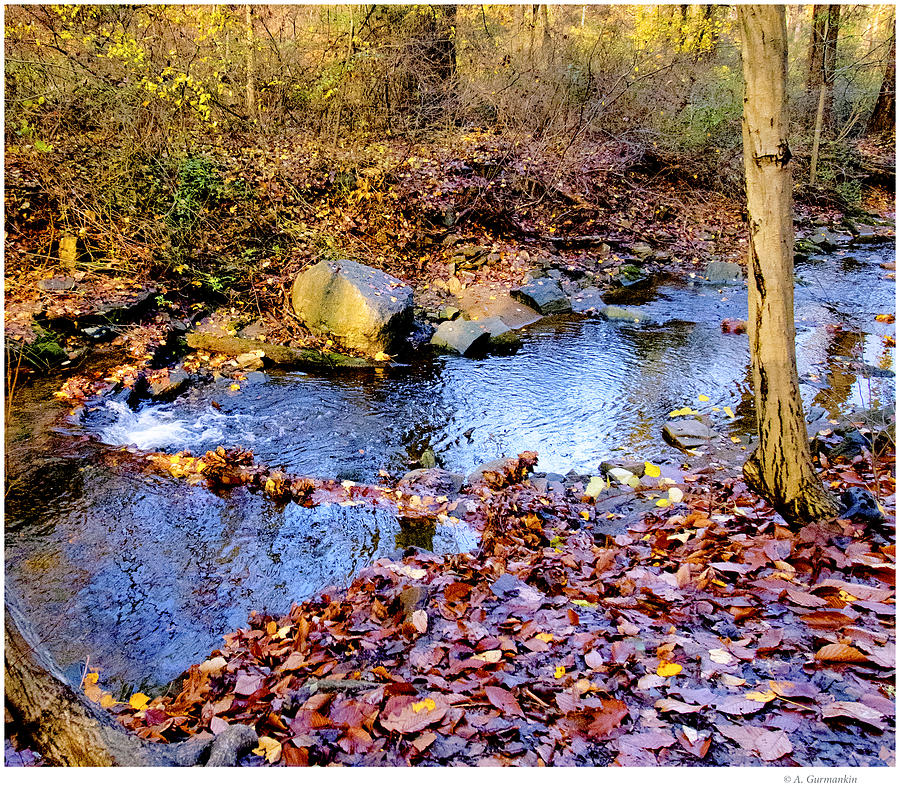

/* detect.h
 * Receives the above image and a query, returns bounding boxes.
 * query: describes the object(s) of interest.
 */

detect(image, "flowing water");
[5,244,895,694]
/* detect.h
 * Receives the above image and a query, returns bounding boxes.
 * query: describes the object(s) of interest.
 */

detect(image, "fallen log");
[185,331,373,368]
[4,592,256,766]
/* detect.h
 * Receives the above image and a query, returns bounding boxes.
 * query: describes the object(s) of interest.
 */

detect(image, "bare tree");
[737,4,840,525]
[867,26,896,135]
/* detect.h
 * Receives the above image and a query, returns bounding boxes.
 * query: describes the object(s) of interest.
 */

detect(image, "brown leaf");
[485,685,524,717]
[656,698,703,714]
[379,694,449,734]
[815,643,868,663]
[584,650,604,669]
[755,729,793,761]
[586,699,629,739]
[822,701,886,730]
[716,695,767,715]
[800,610,857,629]
[233,673,264,696]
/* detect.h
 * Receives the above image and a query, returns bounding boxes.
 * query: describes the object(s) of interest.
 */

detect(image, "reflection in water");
[5,244,894,690]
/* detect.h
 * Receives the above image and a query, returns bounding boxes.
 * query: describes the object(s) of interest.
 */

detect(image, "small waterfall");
[91,400,228,451]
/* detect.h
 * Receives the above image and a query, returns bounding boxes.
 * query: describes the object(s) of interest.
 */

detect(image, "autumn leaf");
[815,643,868,663]
[379,695,449,733]
[745,689,777,703]
[822,701,886,730]
[252,736,283,764]
[657,661,682,677]
[410,610,428,634]
[485,685,524,717]
[129,692,151,711]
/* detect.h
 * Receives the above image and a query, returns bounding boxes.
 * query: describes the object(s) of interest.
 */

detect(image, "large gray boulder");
[291,260,413,354]
[510,278,571,315]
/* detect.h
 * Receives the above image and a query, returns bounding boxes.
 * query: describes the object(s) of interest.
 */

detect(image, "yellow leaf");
[373,351,391,362]
[252,736,282,764]
[277,625,291,639]
[129,692,151,711]
[229,383,240,391]
[412,698,437,713]
[84,683,104,703]
[698,394,710,402]
[838,589,858,602]
[535,633,555,642]
[473,649,502,662]
[730,436,741,444]
[585,476,607,499]
[655,498,670,507]
[84,672,99,686]
[657,661,682,677]
[572,599,598,608]
[723,406,735,419]
[554,665,566,679]
[745,689,777,703]
[668,406,695,417]
[644,462,661,478]
[100,693,117,708]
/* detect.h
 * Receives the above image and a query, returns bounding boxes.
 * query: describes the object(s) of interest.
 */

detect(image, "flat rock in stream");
[510,278,571,315]
[185,331,371,368]
[599,305,649,323]
[704,259,744,284]
[475,317,521,350]
[291,259,413,354]
[430,319,490,355]
[662,419,716,450]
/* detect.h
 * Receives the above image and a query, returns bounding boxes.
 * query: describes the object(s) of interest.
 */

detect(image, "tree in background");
[737,4,839,525]
[867,25,896,135]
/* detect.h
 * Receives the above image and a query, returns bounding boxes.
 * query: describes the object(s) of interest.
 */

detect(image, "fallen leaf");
[657,661,682,677]
[410,610,428,634]
[822,701,886,730]
[815,643,868,663]
[379,695,449,733]
[485,685,524,717]
[129,692,151,711]
[252,735,282,764]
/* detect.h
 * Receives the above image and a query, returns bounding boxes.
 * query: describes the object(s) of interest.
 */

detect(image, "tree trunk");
[867,27,896,134]
[5,593,255,766]
[807,4,827,89]
[245,4,256,120]
[737,5,839,526]
[809,81,827,185]
[822,4,840,127]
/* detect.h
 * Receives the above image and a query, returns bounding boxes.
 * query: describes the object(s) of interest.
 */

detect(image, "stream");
[5,244,895,695]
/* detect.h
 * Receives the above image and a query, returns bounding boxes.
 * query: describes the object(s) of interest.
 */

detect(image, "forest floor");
[47,441,896,767]
[4,130,896,767]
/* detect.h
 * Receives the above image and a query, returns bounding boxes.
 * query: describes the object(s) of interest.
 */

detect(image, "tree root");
[5,590,256,766]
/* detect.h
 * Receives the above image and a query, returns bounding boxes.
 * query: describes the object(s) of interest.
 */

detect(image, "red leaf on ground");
[379,695,450,734]
[485,685,524,717]
[586,699,628,739]
[822,701,886,730]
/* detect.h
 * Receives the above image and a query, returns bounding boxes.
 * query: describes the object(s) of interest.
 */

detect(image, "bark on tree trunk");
[807,4,827,89]
[822,4,840,128]
[737,5,839,526]
[867,27,896,134]
[245,4,256,120]
[5,593,255,766]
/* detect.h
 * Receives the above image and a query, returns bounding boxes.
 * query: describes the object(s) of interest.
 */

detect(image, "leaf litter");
[81,440,895,767]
